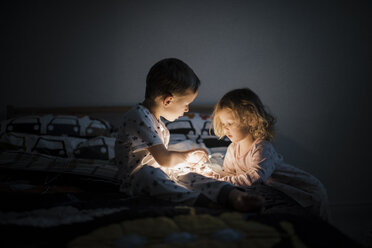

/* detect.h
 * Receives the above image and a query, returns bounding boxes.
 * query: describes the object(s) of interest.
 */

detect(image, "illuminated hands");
[171,148,212,175]
[185,148,209,167]
[203,171,216,178]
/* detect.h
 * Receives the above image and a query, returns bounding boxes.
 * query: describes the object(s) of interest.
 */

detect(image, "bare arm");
[147,144,208,168]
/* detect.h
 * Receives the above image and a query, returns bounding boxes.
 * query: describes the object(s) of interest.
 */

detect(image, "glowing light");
[171,153,221,176]
[185,150,207,164]
[171,161,213,175]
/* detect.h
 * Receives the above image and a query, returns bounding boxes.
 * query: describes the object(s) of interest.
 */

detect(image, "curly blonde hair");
[212,88,276,141]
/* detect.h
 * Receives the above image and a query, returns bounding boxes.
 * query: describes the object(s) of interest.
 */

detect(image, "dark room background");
[1,0,371,230]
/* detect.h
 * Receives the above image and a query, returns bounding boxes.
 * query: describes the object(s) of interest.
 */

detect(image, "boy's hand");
[185,148,208,166]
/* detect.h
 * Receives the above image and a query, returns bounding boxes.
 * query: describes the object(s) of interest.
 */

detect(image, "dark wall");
[1,0,371,205]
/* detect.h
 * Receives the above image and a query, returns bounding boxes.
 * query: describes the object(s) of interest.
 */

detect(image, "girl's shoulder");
[252,139,276,153]
[227,139,273,152]
[254,139,272,146]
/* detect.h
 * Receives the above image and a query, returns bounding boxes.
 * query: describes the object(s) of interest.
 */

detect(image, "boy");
[115,58,262,211]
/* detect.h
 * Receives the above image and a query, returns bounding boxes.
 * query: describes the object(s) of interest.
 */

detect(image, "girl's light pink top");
[215,139,329,218]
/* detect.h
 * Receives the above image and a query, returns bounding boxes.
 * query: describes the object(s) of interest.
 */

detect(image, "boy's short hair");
[145,58,200,100]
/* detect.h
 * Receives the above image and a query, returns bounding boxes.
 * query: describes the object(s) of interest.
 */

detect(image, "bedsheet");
[0,112,364,247]
[0,192,362,248]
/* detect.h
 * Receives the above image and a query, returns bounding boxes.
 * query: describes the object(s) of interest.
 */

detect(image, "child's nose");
[184,106,189,112]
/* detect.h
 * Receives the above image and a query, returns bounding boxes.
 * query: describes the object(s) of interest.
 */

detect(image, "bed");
[0,105,363,248]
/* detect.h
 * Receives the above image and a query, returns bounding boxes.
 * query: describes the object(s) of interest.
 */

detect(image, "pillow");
[0,150,120,185]
[73,136,115,161]
[4,116,42,135]
[196,120,231,153]
[0,132,115,161]
[163,113,207,135]
[1,115,112,138]
[165,118,198,145]
[0,132,27,151]
[163,113,231,154]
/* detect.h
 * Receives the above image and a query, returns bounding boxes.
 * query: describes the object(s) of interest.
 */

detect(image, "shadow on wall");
[0,110,6,121]
[272,133,315,173]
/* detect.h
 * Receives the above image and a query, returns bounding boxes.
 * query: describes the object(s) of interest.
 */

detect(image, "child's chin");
[165,116,177,122]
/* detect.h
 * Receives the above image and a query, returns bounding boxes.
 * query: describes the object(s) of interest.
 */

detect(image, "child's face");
[162,89,198,121]
[218,108,250,143]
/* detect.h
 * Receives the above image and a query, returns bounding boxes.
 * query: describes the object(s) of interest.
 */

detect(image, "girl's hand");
[185,148,209,166]
[203,171,215,178]
[204,171,220,179]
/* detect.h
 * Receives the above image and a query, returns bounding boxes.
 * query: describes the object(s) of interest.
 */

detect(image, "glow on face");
[164,90,198,121]
[218,108,250,143]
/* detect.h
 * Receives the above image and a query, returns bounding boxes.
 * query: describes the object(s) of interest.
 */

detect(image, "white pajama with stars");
[115,104,235,206]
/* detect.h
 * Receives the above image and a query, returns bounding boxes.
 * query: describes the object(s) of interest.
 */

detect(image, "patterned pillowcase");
[73,136,115,161]
[163,113,231,153]
[196,120,231,154]
[0,132,115,161]
[0,115,112,138]
[163,113,205,144]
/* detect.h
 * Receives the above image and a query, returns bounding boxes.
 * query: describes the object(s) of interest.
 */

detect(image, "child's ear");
[163,94,173,107]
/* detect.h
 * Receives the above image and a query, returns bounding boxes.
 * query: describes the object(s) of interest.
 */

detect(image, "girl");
[208,88,329,220]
